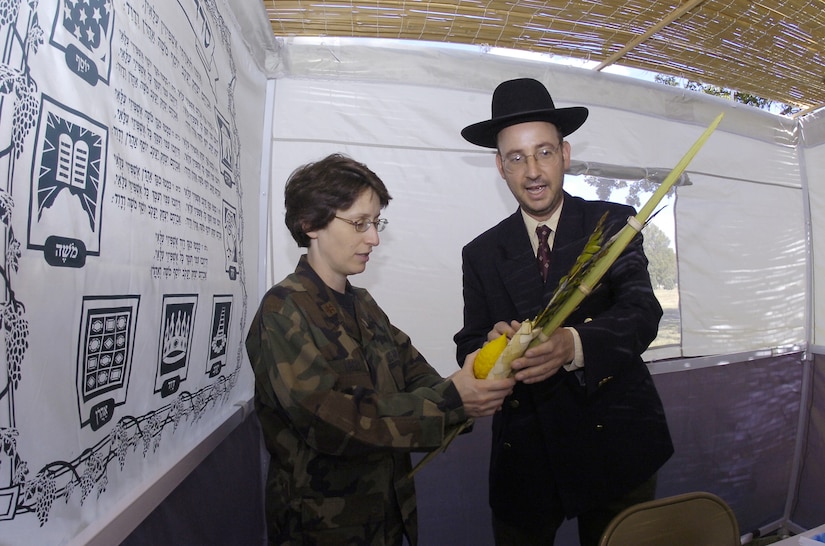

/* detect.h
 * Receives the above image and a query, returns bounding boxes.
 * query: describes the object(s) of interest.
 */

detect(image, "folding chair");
[598,491,740,546]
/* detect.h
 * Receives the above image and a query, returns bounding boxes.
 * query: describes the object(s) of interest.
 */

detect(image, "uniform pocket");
[328,358,373,391]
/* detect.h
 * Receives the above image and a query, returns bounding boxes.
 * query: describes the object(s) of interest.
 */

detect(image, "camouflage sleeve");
[249,296,468,458]
[386,320,465,415]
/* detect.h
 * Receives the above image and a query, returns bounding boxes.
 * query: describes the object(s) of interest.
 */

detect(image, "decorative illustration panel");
[0,0,263,543]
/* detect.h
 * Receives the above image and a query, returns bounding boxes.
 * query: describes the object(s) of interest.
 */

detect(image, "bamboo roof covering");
[261,0,825,115]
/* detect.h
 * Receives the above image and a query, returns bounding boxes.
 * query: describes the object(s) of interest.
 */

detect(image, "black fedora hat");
[461,78,589,148]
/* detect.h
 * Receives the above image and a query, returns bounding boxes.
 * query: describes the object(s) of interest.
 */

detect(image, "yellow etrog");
[473,334,508,379]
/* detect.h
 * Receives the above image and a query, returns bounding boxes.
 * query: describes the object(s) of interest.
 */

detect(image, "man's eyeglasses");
[335,216,388,233]
[501,145,561,173]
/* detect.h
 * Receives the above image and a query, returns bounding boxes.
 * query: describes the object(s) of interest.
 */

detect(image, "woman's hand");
[451,349,515,417]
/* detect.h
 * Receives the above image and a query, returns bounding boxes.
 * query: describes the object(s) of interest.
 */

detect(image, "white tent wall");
[806,115,825,347]
[269,39,808,366]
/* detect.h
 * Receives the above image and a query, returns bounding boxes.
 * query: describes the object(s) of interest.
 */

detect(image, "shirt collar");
[521,202,563,255]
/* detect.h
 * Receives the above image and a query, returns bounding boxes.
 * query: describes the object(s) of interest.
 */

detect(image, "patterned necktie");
[536,224,552,282]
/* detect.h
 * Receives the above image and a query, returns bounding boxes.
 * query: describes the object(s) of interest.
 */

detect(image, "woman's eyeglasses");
[334,216,388,233]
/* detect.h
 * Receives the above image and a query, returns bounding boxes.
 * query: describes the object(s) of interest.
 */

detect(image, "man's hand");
[509,328,575,384]
[487,320,522,342]
[451,349,515,417]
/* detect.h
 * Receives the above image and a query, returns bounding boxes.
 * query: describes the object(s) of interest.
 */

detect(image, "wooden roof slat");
[262,0,825,111]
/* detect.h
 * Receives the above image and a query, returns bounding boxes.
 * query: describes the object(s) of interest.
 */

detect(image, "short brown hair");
[284,154,392,247]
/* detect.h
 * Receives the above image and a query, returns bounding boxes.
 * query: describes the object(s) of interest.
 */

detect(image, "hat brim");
[461,107,589,148]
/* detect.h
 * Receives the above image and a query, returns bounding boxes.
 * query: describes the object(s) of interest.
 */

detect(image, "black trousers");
[492,474,658,546]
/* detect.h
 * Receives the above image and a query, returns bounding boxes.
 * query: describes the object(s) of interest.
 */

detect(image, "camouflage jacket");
[246,255,468,545]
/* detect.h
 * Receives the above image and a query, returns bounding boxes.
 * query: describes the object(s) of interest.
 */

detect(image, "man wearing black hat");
[454,78,674,546]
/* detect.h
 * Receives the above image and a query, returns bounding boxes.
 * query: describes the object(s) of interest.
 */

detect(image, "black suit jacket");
[455,192,674,522]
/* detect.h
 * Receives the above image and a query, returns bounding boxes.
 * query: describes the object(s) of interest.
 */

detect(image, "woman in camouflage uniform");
[246,154,515,545]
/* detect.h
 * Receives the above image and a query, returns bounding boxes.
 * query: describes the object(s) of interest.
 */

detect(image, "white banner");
[0,0,263,543]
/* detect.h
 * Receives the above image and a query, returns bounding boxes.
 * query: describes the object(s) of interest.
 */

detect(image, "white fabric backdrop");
[267,54,810,374]
[804,125,825,347]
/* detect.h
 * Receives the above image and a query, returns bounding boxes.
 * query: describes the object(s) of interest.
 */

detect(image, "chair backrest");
[598,491,740,546]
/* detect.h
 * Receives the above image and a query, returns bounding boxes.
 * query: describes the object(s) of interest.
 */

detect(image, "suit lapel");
[545,194,589,292]
[494,211,547,320]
